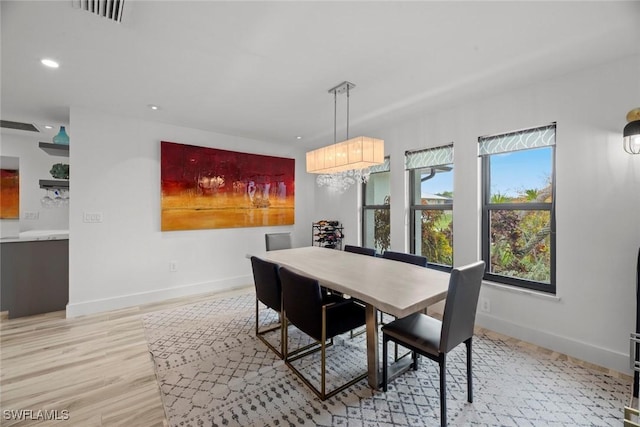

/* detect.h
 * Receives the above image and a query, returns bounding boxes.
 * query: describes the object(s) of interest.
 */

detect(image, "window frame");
[361,161,391,252]
[480,126,557,293]
[409,167,454,271]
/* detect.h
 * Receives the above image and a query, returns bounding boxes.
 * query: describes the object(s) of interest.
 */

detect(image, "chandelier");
[306,81,384,193]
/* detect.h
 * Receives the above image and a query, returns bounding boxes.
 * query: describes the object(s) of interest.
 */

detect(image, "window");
[480,124,556,293]
[362,158,390,253]
[407,144,454,269]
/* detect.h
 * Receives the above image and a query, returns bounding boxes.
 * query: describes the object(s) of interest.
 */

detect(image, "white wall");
[319,55,640,374]
[0,131,70,233]
[66,108,315,316]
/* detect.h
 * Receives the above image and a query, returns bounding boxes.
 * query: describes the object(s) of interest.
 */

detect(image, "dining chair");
[279,266,368,400]
[344,244,376,256]
[265,232,292,251]
[380,250,429,355]
[250,256,286,358]
[382,250,428,267]
[381,261,485,427]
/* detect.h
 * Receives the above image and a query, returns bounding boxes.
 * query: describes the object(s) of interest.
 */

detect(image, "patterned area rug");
[143,293,630,426]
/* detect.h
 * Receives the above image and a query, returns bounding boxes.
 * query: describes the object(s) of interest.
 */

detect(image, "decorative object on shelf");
[624,108,640,154]
[49,163,69,179]
[40,189,69,208]
[52,126,70,145]
[306,81,384,193]
[312,220,344,250]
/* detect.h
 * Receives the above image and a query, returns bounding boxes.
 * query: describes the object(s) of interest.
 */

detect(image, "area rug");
[143,293,630,426]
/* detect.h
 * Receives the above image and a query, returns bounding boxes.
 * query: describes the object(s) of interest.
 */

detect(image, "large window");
[407,144,454,269]
[362,158,390,253]
[480,124,556,293]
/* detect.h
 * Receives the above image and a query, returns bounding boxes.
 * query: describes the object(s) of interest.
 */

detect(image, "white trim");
[476,311,631,375]
[65,275,252,318]
[482,280,561,301]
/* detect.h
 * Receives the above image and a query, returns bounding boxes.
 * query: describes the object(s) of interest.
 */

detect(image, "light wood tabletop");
[255,246,450,388]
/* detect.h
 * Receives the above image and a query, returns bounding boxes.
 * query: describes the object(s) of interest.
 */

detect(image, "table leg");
[365,303,379,388]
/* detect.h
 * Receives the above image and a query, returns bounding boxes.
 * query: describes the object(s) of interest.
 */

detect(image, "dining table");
[256,246,451,389]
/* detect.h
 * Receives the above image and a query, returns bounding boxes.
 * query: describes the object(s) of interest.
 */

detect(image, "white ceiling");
[2,1,639,147]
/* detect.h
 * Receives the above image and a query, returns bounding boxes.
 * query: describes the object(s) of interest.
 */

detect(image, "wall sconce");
[624,108,640,155]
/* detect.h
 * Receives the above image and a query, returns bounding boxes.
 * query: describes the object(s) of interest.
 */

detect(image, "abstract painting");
[0,168,19,219]
[161,141,295,231]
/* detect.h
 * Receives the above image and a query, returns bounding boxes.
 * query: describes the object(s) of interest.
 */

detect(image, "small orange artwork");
[0,168,19,219]
[161,141,295,231]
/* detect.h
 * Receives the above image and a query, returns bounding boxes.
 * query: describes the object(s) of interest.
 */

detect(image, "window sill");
[482,280,561,302]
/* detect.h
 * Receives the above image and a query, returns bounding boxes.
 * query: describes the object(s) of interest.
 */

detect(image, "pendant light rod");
[333,90,337,144]
[346,84,350,140]
[328,81,355,142]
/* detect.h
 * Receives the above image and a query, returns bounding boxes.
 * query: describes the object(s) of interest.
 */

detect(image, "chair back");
[250,256,282,311]
[344,245,376,256]
[382,251,427,267]
[265,232,292,251]
[279,267,324,341]
[439,261,485,353]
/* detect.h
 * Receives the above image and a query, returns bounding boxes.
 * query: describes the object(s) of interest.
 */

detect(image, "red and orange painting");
[0,168,19,219]
[161,141,295,231]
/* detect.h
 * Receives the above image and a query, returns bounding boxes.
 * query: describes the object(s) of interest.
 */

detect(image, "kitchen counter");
[1,229,69,243]
[1,234,69,318]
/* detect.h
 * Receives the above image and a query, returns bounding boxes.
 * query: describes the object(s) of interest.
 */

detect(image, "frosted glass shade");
[306,136,384,174]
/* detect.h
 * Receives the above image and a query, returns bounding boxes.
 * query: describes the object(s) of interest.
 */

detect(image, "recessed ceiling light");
[41,58,59,68]
[296,136,303,140]
[148,104,160,111]
[44,125,53,129]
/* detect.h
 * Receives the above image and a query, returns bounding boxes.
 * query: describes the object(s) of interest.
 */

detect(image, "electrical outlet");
[480,297,490,313]
[169,261,178,272]
[23,211,39,220]
[83,212,103,223]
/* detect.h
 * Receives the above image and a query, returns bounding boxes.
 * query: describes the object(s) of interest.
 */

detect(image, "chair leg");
[466,338,473,403]
[255,298,259,336]
[439,356,447,427]
[321,306,327,399]
[382,334,388,392]
[282,311,288,359]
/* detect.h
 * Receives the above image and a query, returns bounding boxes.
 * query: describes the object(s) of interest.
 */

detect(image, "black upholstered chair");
[380,251,429,353]
[344,244,376,256]
[265,232,292,251]
[381,261,485,427]
[279,266,367,400]
[250,256,286,358]
[382,250,428,267]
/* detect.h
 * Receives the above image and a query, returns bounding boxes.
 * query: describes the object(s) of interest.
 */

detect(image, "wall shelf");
[39,179,69,190]
[39,142,69,157]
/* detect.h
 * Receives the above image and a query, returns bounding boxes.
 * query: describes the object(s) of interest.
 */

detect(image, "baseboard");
[65,275,252,318]
[476,312,631,376]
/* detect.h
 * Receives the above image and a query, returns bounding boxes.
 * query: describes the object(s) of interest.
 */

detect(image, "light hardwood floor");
[0,286,253,427]
[1,286,631,427]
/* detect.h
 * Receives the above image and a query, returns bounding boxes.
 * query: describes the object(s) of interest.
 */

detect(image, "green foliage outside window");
[489,185,552,283]
[373,195,391,252]
[420,206,453,266]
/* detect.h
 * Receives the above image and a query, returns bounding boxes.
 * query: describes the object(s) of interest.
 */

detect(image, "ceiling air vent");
[0,120,40,133]
[72,0,125,23]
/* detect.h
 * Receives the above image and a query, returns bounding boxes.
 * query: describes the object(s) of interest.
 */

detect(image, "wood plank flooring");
[0,286,630,426]
[0,286,252,427]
